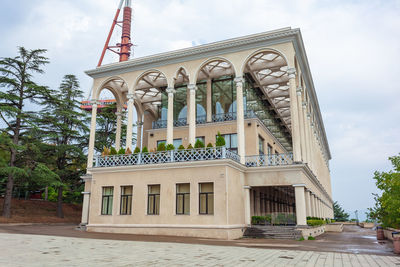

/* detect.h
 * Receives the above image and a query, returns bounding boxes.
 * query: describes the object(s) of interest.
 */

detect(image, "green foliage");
[308,236,316,240]
[298,237,305,241]
[207,143,213,148]
[194,139,205,148]
[142,146,149,153]
[117,148,125,155]
[307,219,326,227]
[166,144,175,151]
[102,147,110,156]
[215,132,225,147]
[110,147,117,155]
[187,144,194,150]
[251,215,272,225]
[367,154,400,229]
[157,142,166,151]
[178,145,185,150]
[125,147,132,154]
[133,147,140,154]
[333,201,349,222]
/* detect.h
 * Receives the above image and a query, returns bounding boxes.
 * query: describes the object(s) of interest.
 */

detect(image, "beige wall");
[87,161,247,239]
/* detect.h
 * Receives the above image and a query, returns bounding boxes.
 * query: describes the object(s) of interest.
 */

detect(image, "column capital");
[187,84,197,91]
[296,86,303,96]
[90,99,100,105]
[126,93,135,101]
[292,183,306,188]
[243,185,251,190]
[234,77,245,85]
[287,68,297,79]
[166,87,176,95]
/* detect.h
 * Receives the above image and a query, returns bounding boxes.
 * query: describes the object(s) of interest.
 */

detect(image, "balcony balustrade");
[245,153,294,167]
[93,147,241,168]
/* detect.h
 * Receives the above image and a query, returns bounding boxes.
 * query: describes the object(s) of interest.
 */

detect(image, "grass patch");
[308,236,316,240]
[298,236,305,241]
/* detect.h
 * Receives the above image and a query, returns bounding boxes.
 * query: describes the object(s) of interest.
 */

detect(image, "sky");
[1,0,399,219]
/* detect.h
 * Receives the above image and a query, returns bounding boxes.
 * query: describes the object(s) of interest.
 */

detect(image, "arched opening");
[242,50,293,151]
[195,59,236,123]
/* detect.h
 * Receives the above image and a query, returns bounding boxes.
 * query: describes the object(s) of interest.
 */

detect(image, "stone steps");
[244,225,302,240]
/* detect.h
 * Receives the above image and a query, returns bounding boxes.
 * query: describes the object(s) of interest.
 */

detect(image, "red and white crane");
[97,0,133,67]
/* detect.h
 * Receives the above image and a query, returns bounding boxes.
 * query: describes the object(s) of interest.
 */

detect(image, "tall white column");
[293,184,307,226]
[126,94,135,151]
[188,84,196,146]
[297,87,307,162]
[305,189,311,217]
[303,102,312,166]
[288,68,301,162]
[206,79,212,123]
[87,100,98,169]
[166,88,175,145]
[81,191,90,225]
[244,186,251,226]
[115,111,122,150]
[136,120,142,149]
[310,193,316,217]
[234,77,246,164]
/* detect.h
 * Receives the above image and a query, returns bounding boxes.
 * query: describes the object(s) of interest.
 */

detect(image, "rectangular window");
[147,185,160,215]
[173,139,182,148]
[258,136,264,155]
[216,133,238,152]
[267,144,272,156]
[101,187,113,215]
[120,186,133,215]
[176,183,190,215]
[199,183,214,215]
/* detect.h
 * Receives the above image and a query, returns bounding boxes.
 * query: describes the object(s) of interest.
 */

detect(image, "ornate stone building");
[81,27,333,239]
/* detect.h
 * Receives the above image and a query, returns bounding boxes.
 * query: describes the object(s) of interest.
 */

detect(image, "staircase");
[244,225,302,239]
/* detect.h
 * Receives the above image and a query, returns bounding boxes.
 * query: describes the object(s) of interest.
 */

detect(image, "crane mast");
[97,0,133,67]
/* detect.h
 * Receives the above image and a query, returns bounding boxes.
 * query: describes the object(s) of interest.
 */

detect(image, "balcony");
[93,147,240,168]
[245,153,293,167]
[152,110,257,129]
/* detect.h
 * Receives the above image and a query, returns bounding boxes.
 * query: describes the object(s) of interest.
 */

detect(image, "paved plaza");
[0,232,399,266]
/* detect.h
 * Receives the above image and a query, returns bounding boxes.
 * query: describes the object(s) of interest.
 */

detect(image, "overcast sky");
[1,0,399,219]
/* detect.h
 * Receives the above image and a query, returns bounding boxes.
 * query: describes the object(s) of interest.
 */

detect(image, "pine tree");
[0,47,49,218]
[333,201,349,222]
[38,75,89,218]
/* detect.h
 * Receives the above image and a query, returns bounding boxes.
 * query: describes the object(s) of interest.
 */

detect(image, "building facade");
[81,27,333,239]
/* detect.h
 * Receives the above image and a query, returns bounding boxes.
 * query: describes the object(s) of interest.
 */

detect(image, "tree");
[0,47,49,218]
[95,103,128,153]
[367,154,400,228]
[333,201,349,222]
[38,75,88,218]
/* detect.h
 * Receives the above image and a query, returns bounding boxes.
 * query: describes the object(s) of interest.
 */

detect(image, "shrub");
[251,215,272,225]
[117,147,125,154]
[102,147,110,156]
[298,237,305,241]
[166,144,175,151]
[142,146,149,153]
[215,132,225,147]
[178,145,185,150]
[125,147,132,154]
[157,142,166,151]
[331,219,336,223]
[194,139,205,148]
[187,144,193,149]
[308,236,316,240]
[110,147,117,155]
[133,147,140,154]
[207,143,213,148]
[307,219,325,227]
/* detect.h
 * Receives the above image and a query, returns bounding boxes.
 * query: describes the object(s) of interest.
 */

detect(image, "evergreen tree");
[38,75,88,218]
[0,47,49,218]
[333,201,349,222]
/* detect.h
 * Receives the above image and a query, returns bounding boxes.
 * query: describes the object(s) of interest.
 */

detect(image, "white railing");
[245,153,294,167]
[94,147,240,168]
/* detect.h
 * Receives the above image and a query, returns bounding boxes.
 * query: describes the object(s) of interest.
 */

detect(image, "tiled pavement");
[0,233,399,266]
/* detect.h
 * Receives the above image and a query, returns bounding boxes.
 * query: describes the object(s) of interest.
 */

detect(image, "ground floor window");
[120,186,133,215]
[148,185,160,215]
[176,183,190,215]
[199,182,214,215]
[101,187,114,215]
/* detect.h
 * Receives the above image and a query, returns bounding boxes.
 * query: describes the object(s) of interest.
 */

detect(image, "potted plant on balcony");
[215,132,226,158]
